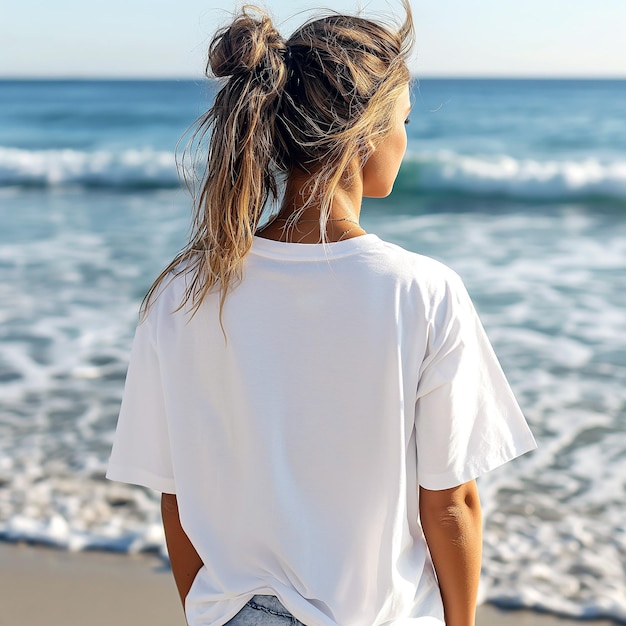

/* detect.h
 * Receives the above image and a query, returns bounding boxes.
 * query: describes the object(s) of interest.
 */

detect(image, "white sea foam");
[0,146,179,188]
[401,150,626,200]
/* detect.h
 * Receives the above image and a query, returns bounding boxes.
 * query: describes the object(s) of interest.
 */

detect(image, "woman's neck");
[256,164,367,243]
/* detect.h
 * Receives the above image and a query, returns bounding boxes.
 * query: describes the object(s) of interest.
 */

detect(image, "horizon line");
[1,74,626,81]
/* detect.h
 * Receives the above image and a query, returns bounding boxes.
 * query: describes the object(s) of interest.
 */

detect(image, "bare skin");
[420,480,483,626]
[161,492,203,609]
[256,164,369,243]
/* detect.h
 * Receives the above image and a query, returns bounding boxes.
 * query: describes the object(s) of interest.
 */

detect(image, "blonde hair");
[143,1,414,320]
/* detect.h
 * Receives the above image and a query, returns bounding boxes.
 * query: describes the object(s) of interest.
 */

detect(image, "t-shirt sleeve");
[415,271,537,491]
[106,318,176,494]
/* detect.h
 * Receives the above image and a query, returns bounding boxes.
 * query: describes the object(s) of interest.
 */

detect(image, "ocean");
[0,78,625,622]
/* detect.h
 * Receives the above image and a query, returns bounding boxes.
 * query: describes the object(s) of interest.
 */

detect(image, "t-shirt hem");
[105,464,176,493]
[418,434,537,491]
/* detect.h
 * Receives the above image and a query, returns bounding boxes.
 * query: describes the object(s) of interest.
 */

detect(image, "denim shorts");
[224,595,307,625]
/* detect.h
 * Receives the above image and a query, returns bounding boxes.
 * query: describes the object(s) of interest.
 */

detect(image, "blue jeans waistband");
[224,594,306,625]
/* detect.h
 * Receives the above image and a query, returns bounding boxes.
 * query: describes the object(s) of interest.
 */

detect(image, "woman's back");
[108,234,535,625]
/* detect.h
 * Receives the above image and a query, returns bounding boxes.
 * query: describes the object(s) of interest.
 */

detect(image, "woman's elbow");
[419,480,482,524]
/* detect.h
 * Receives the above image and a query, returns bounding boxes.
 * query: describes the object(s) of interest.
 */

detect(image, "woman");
[106,3,536,625]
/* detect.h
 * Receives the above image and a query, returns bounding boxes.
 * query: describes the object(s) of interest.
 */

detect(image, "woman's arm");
[419,480,482,626]
[161,493,204,609]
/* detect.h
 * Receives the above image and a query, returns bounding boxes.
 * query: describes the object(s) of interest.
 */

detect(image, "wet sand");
[0,542,618,626]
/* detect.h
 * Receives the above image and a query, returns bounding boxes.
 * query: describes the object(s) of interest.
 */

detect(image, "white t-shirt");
[107,233,536,626]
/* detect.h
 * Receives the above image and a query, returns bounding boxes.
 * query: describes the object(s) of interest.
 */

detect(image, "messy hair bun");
[208,5,287,79]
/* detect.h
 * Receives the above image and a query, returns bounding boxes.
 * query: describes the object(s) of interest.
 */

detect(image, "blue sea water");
[0,79,625,622]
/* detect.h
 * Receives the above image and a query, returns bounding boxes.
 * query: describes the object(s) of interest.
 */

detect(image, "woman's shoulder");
[372,236,466,294]
[139,257,200,326]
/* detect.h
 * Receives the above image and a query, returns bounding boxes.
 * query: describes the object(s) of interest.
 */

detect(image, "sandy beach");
[0,542,618,626]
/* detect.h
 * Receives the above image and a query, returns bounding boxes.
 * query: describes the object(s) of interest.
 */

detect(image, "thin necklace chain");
[276,216,360,226]
[270,216,364,242]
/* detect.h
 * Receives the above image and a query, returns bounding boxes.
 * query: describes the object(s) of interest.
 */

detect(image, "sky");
[2,0,625,79]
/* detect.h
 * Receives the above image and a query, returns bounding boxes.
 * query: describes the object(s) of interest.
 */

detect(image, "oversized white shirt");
[107,234,536,625]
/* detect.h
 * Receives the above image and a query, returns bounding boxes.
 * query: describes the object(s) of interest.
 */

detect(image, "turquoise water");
[0,79,625,622]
